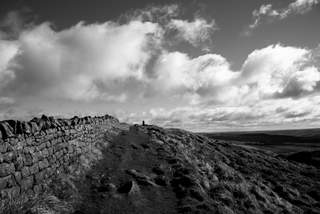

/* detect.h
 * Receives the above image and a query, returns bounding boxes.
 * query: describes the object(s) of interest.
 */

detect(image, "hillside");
[10,124,318,214]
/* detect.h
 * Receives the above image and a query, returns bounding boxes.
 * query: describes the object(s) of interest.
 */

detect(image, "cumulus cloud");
[152,51,240,104]
[168,18,217,47]
[0,40,19,89]
[150,44,320,105]
[0,6,319,130]
[240,44,320,100]
[247,0,319,32]
[1,20,162,101]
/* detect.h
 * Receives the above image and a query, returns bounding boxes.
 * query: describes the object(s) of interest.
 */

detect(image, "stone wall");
[0,114,121,201]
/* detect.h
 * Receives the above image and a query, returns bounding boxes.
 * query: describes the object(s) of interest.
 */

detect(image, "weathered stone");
[14,156,24,171]
[0,122,14,139]
[42,148,49,157]
[22,122,31,134]
[21,176,34,191]
[0,143,7,153]
[29,121,39,134]
[0,163,15,177]
[14,171,22,185]
[0,175,12,189]
[29,164,39,174]
[48,147,53,155]
[33,184,42,195]
[24,153,33,166]
[39,159,49,170]
[1,186,20,199]
[35,171,45,184]
[3,151,16,162]
[21,167,30,178]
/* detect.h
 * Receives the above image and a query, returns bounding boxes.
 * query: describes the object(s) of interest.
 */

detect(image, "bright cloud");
[248,0,319,32]
[0,20,162,101]
[0,5,319,130]
[168,18,217,46]
[0,40,19,88]
[240,44,320,100]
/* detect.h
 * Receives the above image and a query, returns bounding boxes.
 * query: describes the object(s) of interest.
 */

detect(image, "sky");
[0,0,320,132]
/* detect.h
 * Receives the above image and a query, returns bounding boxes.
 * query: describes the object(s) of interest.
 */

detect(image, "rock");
[0,175,12,189]
[3,151,16,162]
[189,189,204,201]
[28,121,39,133]
[71,116,79,126]
[152,165,165,175]
[1,186,20,199]
[171,175,195,188]
[21,167,31,178]
[154,176,167,186]
[0,122,14,139]
[13,171,22,185]
[21,176,34,191]
[22,122,31,134]
[117,180,140,195]
[126,169,157,186]
[97,183,116,193]
[0,163,15,177]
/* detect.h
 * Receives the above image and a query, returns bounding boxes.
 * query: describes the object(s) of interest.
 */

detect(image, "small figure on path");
[142,120,145,126]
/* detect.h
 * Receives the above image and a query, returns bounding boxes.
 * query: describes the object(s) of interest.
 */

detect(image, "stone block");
[0,143,7,153]
[39,159,49,170]
[0,175,12,189]
[42,148,49,157]
[0,122,14,139]
[3,151,16,162]
[24,154,33,166]
[14,156,24,171]
[35,171,45,184]
[1,186,20,199]
[21,176,34,191]
[33,184,42,195]
[0,163,15,177]
[29,164,39,174]
[21,167,30,178]
[48,147,53,155]
[14,171,22,185]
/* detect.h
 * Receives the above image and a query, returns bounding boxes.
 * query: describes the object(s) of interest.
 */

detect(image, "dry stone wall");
[0,114,121,201]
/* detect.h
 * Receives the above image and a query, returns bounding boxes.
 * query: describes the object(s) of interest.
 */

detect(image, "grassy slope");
[4,125,320,214]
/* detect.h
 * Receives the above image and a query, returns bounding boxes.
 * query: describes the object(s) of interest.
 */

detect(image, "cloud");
[0,6,319,130]
[240,44,320,100]
[247,0,319,32]
[150,44,320,105]
[122,4,179,24]
[168,18,217,47]
[1,20,162,101]
[0,40,19,89]
[151,51,240,104]
[120,95,320,131]
[0,97,14,105]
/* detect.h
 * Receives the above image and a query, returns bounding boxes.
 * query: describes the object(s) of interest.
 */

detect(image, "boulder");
[0,122,14,139]
[28,121,39,133]
[117,180,140,195]
[22,122,31,134]
[0,163,15,177]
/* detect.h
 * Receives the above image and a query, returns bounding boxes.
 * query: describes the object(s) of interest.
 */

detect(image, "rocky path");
[72,125,320,214]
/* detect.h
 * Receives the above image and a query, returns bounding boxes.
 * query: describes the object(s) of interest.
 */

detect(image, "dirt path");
[71,125,320,214]
[74,126,178,214]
